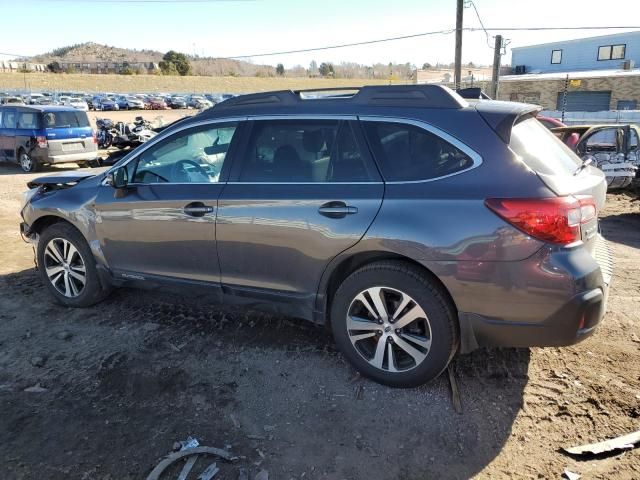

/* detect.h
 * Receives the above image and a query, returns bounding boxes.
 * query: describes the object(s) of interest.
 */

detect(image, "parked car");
[94,97,119,111]
[147,97,167,110]
[188,95,213,109]
[114,96,130,110]
[167,96,187,109]
[18,85,612,387]
[62,97,89,111]
[0,105,98,172]
[552,124,640,189]
[1,96,25,105]
[124,96,145,110]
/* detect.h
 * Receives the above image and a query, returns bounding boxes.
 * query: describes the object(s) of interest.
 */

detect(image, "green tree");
[276,63,285,76]
[319,62,334,77]
[47,61,62,73]
[159,50,191,76]
[422,62,432,70]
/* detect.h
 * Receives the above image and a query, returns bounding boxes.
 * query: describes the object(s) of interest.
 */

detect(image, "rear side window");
[510,118,582,176]
[42,111,90,128]
[2,109,16,128]
[362,121,474,181]
[239,120,378,182]
[17,112,39,129]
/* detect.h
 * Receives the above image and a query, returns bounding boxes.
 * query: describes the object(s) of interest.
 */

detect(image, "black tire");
[330,261,458,388]
[18,148,39,173]
[37,222,110,307]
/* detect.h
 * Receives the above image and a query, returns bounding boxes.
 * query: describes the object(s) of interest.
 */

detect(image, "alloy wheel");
[346,287,432,372]
[43,237,87,298]
[20,153,33,172]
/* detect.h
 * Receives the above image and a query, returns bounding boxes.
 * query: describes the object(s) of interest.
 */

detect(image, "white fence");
[540,110,640,125]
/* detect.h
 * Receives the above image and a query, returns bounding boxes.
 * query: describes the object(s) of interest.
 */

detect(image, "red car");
[148,97,167,110]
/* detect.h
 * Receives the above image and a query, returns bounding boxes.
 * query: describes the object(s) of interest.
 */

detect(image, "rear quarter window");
[510,118,582,176]
[362,121,475,181]
[42,111,90,128]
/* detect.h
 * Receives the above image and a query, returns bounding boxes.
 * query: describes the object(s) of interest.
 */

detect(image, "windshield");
[42,111,90,128]
[510,117,582,176]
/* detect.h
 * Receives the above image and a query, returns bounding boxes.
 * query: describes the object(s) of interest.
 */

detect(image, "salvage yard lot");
[0,164,639,479]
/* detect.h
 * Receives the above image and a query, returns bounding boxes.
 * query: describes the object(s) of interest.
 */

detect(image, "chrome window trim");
[358,115,483,184]
[226,181,383,185]
[247,114,357,121]
[101,116,248,185]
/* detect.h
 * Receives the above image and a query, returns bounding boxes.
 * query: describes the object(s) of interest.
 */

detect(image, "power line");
[2,26,639,60]
[466,0,493,49]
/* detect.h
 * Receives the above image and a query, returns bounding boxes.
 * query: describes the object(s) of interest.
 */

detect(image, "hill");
[28,42,276,77]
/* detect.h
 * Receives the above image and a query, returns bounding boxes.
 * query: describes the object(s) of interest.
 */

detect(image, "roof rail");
[212,85,467,111]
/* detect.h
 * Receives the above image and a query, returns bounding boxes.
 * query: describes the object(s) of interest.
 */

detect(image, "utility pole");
[454,0,463,89]
[490,34,503,99]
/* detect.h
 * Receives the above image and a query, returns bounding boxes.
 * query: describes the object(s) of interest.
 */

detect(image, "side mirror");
[106,166,129,189]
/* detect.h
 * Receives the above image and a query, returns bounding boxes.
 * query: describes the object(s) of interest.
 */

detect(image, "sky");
[0,0,639,68]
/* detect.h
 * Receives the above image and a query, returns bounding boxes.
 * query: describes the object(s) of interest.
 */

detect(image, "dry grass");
[0,72,403,93]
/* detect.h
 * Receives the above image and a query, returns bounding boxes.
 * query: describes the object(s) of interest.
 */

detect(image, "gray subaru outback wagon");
[19,86,613,387]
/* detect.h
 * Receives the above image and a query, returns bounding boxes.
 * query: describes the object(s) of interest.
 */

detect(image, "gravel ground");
[0,163,639,480]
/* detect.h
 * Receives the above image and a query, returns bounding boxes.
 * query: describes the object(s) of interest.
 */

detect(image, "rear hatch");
[509,117,607,262]
[43,110,96,156]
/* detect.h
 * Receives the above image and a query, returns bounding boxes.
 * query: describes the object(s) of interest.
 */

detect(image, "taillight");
[36,135,48,148]
[485,196,597,245]
[92,131,97,144]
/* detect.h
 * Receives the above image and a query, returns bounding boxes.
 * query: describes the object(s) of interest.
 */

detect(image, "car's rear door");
[0,108,17,161]
[94,120,243,284]
[216,117,384,303]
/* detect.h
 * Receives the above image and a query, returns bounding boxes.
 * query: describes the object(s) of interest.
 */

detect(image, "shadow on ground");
[0,268,529,480]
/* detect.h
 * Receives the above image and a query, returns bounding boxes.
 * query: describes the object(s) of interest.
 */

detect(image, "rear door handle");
[184,201,214,217]
[318,201,358,218]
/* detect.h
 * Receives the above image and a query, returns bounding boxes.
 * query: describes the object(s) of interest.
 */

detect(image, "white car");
[63,97,89,111]
[125,96,145,109]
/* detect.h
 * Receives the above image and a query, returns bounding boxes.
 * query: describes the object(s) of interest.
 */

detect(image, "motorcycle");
[95,118,115,149]
[112,116,157,150]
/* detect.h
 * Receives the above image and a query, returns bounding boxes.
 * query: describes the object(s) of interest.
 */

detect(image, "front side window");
[551,49,562,64]
[362,121,474,181]
[239,120,377,182]
[133,123,237,184]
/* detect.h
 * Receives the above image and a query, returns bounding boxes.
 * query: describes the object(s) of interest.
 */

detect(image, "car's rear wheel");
[331,261,458,387]
[19,149,39,173]
[37,222,110,307]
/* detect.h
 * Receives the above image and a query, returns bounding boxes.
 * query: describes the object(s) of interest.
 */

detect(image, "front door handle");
[184,201,214,217]
[318,201,358,218]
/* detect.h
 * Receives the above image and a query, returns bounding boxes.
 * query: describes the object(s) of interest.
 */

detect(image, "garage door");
[556,91,612,112]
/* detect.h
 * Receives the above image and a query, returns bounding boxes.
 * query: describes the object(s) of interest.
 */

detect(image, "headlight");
[21,187,40,209]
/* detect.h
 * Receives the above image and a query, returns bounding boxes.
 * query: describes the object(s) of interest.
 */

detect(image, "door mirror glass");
[107,166,128,188]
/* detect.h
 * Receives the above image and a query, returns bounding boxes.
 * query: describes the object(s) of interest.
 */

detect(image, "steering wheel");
[170,159,209,182]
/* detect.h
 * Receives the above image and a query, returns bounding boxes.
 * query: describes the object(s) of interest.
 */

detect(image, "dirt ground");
[0,162,638,480]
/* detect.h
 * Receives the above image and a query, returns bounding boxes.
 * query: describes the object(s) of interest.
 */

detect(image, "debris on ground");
[146,445,235,480]
[30,356,46,368]
[255,469,269,480]
[197,462,219,480]
[178,436,200,451]
[563,469,581,480]
[354,384,364,400]
[562,430,640,456]
[447,364,462,414]
[56,331,73,341]
[238,468,249,480]
[23,383,47,393]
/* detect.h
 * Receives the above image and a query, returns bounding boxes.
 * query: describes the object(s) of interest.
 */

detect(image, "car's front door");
[0,108,17,162]
[94,120,242,284]
[216,117,384,302]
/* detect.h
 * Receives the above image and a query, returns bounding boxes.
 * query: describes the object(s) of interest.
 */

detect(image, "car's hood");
[27,168,107,189]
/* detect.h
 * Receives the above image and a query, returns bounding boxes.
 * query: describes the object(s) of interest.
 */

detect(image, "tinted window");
[510,118,581,176]
[585,129,618,150]
[133,123,237,184]
[17,112,39,129]
[42,111,90,128]
[239,120,376,182]
[363,121,474,181]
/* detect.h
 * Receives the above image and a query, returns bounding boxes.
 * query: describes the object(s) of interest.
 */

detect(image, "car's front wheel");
[331,261,458,388]
[37,222,110,307]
